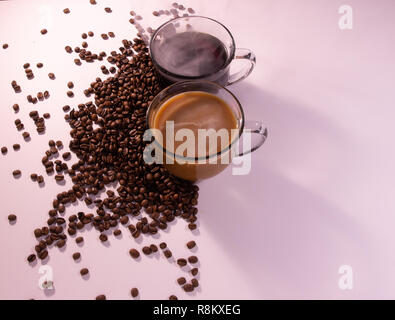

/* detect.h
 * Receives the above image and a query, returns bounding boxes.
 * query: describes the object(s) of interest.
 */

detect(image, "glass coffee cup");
[149,16,256,86]
[145,81,267,181]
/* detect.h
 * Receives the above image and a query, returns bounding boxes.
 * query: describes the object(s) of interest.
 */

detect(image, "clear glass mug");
[149,16,256,86]
[145,81,267,181]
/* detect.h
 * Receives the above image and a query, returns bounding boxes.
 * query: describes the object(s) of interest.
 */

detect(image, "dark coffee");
[153,31,228,78]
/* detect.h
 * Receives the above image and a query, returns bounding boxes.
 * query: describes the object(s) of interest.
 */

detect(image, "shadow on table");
[198,83,371,297]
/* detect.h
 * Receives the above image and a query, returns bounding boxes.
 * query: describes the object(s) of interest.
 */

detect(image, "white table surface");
[1,0,395,299]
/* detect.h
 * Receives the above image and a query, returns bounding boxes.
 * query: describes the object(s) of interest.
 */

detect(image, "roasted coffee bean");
[37,63,43,68]
[130,288,139,298]
[55,175,64,181]
[13,144,20,151]
[62,105,70,112]
[191,268,198,276]
[96,295,106,300]
[41,29,47,35]
[38,250,48,260]
[27,254,36,263]
[177,258,187,267]
[104,7,112,13]
[188,223,197,231]
[182,283,194,292]
[1,147,7,154]
[65,46,73,53]
[150,244,158,252]
[81,33,87,39]
[74,59,81,65]
[164,249,172,259]
[67,81,74,89]
[72,252,81,260]
[129,248,140,259]
[12,104,19,112]
[159,242,167,249]
[188,256,198,264]
[177,277,186,285]
[30,173,38,181]
[82,41,88,48]
[191,278,199,288]
[142,246,152,255]
[48,73,55,79]
[63,8,70,14]
[99,234,107,242]
[67,91,74,97]
[186,240,196,249]
[101,33,109,40]
[12,170,21,177]
[57,239,66,248]
[188,8,195,14]
[90,0,96,4]
[76,236,84,244]
[88,31,94,37]
[3,43,8,49]
[169,295,178,300]
[37,175,44,184]
[80,268,89,276]
[113,229,121,236]
[43,113,50,119]
[108,32,115,38]
[34,228,42,238]
[8,214,17,222]
[152,11,159,16]
[22,132,30,139]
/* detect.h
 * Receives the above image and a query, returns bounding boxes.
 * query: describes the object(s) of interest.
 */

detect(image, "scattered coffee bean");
[62,105,70,112]
[8,214,17,222]
[76,236,84,244]
[108,32,115,38]
[191,268,198,276]
[3,43,9,49]
[43,113,50,119]
[40,29,47,35]
[81,33,87,39]
[48,73,55,79]
[131,288,138,298]
[80,268,89,276]
[13,144,20,151]
[188,8,195,14]
[82,41,88,48]
[12,170,21,177]
[188,223,197,231]
[27,254,36,263]
[101,33,109,40]
[187,240,196,249]
[74,59,81,65]
[150,244,158,252]
[67,91,74,97]
[177,277,186,285]
[113,229,121,236]
[129,248,140,259]
[55,174,64,181]
[38,250,48,260]
[63,8,70,14]
[99,234,107,242]
[65,46,73,53]
[152,11,159,16]
[90,0,97,4]
[142,246,152,255]
[73,252,81,260]
[37,175,44,184]
[1,147,7,154]
[177,258,187,267]
[159,242,167,249]
[191,278,199,288]
[183,283,194,292]
[37,62,43,68]
[62,152,71,160]
[164,249,172,259]
[30,173,38,181]
[96,295,106,300]
[88,31,94,37]
[188,256,198,264]
[57,239,66,248]
[169,295,178,300]
[104,7,112,13]
[67,81,74,89]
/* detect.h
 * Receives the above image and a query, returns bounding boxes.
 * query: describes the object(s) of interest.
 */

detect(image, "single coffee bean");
[177,258,187,267]
[65,46,72,53]
[8,214,17,222]
[81,33,87,39]
[38,250,48,260]
[67,81,74,89]
[101,33,109,40]
[82,41,88,48]
[188,223,197,230]
[99,234,107,242]
[40,29,47,35]
[142,246,152,255]
[108,32,115,38]
[88,31,94,37]
[104,7,112,13]
[30,173,38,181]
[188,256,198,264]
[12,170,21,177]
[164,249,172,259]
[37,63,43,68]
[159,242,167,249]
[67,91,74,97]
[96,295,106,300]
[22,132,30,139]
[131,288,139,298]
[27,254,36,263]
[76,236,84,244]
[3,43,9,49]
[37,175,44,183]
[74,59,81,65]
[113,229,121,236]
[169,295,178,300]
[191,278,199,287]
[182,283,194,292]
[63,8,70,14]
[80,268,89,276]
[191,268,198,276]
[43,113,50,119]
[55,175,64,181]
[48,73,55,79]
[150,244,158,252]
[12,104,19,112]
[177,277,186,285]
[57,239,66,248]
[186,240,196,249]
[62,105,70,112]
[34,228,42,238]
[90,0,96,4]
[1,147,7,154]
[129,248,140,259]
[13,144,20,151]
[72,252,81,260]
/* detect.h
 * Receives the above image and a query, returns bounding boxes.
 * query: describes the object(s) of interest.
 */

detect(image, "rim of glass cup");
[146,80,245,162]
[149,16,236,80]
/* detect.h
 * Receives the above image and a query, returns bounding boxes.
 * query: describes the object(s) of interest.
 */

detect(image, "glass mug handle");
[235,120,268,157]
[227,48,256,86]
